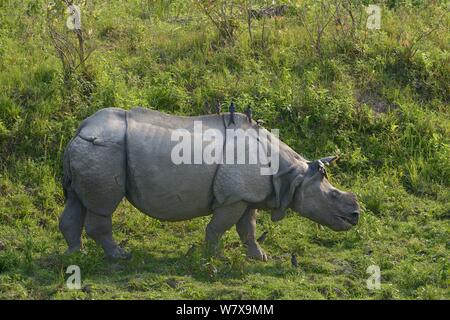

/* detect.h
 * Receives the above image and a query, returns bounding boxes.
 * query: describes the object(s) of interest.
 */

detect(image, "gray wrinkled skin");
[59,107,360,261]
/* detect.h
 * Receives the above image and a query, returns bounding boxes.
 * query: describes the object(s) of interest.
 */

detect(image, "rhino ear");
[319,155,339,165]
[272,165,304,212]
[271,173,303,222]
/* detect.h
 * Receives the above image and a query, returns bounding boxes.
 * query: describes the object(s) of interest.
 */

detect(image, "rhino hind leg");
[205,201,248,253]
[236,209,268,262]
[66,130,127,258]
[85,210,131,260]
[59,190,86,254]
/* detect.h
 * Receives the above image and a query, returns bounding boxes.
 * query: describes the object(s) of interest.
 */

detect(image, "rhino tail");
[62,137,75,202]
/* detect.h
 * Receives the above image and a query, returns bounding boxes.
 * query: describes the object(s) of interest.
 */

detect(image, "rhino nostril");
[351,211,360,223]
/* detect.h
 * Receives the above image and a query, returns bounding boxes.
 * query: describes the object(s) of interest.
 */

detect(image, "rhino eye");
[330,190,339,199]
[318,165,328,179]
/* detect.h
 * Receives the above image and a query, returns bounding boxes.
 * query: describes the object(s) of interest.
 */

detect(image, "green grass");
[0,0,449,299]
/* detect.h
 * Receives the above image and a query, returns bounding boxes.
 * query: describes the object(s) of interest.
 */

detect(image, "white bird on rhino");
[60,107,360,260]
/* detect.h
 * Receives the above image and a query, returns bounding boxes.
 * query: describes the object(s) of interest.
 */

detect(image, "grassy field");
[0,0,449,299]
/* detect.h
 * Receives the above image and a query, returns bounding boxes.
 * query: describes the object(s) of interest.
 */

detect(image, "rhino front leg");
[236,208,268,262]
[206,201,248,253]
[85,211,131,260]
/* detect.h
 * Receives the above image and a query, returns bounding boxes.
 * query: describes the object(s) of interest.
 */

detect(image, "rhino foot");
[105,246,132,260]
[64,245,82,255]
[247,244,268,262]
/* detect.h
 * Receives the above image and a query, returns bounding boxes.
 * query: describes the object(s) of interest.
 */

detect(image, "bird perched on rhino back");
[228,101,236,126]
[245,105,253,123]
[215,100,221,115]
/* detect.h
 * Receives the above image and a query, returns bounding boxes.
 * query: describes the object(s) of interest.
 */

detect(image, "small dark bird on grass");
[257,231,268,244]
[82,285,92,294]
[204,262,218,279]
[185,244,197,256]
[215,101,221,115]
[291,253,299,268]
[228,101,236,125]
[166,278,179,289]
[256,119,265,126]
[245,105,253,123]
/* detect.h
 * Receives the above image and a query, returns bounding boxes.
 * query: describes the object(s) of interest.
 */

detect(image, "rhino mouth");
[337,212,359,226]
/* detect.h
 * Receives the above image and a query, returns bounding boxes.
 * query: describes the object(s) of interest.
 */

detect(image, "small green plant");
[46,1,96,109]
[195,0,243,45]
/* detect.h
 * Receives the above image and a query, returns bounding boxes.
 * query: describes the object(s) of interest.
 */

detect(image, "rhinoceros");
[60,107,360,260]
